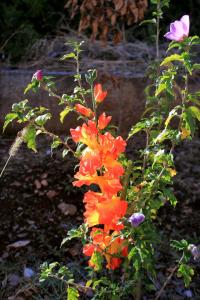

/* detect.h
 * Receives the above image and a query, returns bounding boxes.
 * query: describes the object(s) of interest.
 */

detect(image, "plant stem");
[121,160,132,200]
[37,126,77,157]
[0,155,12,178]
[142,129,149,175]
[75,52,88,107]
[155,254,184,300]
[156,0,161,60]
[91,84,97,124]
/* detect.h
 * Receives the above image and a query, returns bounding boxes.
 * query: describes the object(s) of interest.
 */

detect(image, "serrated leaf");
[3,113,18,132]
[67,287,79,300]
[23,125,37,152]
[35,113,51,126]
[177,264,194,287]
[161,54,183,66]
[163,188,177,206]
[61,227,83,247]
[171,239,188,250]
[60,107,72,123]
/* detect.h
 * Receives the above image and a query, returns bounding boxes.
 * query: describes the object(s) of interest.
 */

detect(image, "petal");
[180,15,190,36]
[171,21,184,37]
[164,32,180,41]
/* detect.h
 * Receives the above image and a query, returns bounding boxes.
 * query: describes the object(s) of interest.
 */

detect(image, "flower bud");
[188,244,200,260]
[33,70,43,81]
[128,213,145,227]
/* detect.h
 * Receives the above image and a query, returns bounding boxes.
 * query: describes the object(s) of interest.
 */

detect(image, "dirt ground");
[0,135,200,299]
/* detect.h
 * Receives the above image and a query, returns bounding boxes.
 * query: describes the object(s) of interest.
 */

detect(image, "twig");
[0,155,11,178]
[155,254,184,300]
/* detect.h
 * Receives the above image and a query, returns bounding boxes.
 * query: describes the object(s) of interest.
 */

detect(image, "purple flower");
[128,213,145,227]
[188,244,200,260]
[33,70,43,81]
[164,15,190,41]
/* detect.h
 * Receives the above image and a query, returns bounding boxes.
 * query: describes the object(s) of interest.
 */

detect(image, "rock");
[23,267,35,279]
[8,273,21,287]
[46,190,58,199]
[58,202,77,216]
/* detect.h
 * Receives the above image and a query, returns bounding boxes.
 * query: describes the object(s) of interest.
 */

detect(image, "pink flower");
[164,15,190,41]
[33,70,43,81]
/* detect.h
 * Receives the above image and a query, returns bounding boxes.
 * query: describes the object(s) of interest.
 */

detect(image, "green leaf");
[62,149,70,158]
[51,138,62,150]
[187,106,200,121]
[35,113,51,126]
[3,113,18,132]
[67,287,79,300]
[155,83,166,96]
[61,52,76,60]
[177,264,194,287]
[160,54,183,66]
[167,41,182,52]
[23,125,37,152]
[171,239,188,251]
[183,109,196,136]
[24,81,39,94]
[60,107,72,123]
[163,188,177,206]
[90,251,103,271]
[61,227,83,247]
[12,100,29,113]
[128,247,137,261]
[139,18,156,26]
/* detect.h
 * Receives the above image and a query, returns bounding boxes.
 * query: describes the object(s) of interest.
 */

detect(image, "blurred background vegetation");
[0,0,200,64]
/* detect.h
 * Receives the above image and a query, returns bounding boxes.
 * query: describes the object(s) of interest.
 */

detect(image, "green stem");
[91,84,97,124]
[156,0,161,60]
[121,160,132,200]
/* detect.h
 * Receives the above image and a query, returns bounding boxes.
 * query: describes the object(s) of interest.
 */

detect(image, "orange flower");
[79,149,101,175]
[83,228,128,270]
[94,83,107,103]
[73,171,122,196]
[83,191,127,228]
[70,121,99,150]
[75,104,94,118]
[102,154,124,177]
[98,113,112,130]
[99,132,126,159]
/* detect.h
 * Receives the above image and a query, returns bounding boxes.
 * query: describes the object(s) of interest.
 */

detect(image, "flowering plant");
[2,11,200,300]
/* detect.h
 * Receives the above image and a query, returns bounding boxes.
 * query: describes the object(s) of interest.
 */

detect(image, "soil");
[0,135,200,300]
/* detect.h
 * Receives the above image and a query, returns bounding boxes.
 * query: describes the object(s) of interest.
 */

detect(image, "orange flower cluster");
[70,84,128,270]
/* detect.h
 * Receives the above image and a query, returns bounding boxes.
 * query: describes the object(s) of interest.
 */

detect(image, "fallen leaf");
[58,202,77,216]
[7,240,31,249]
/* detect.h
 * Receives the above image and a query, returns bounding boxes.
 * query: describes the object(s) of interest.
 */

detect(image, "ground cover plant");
[1,4,200,300]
